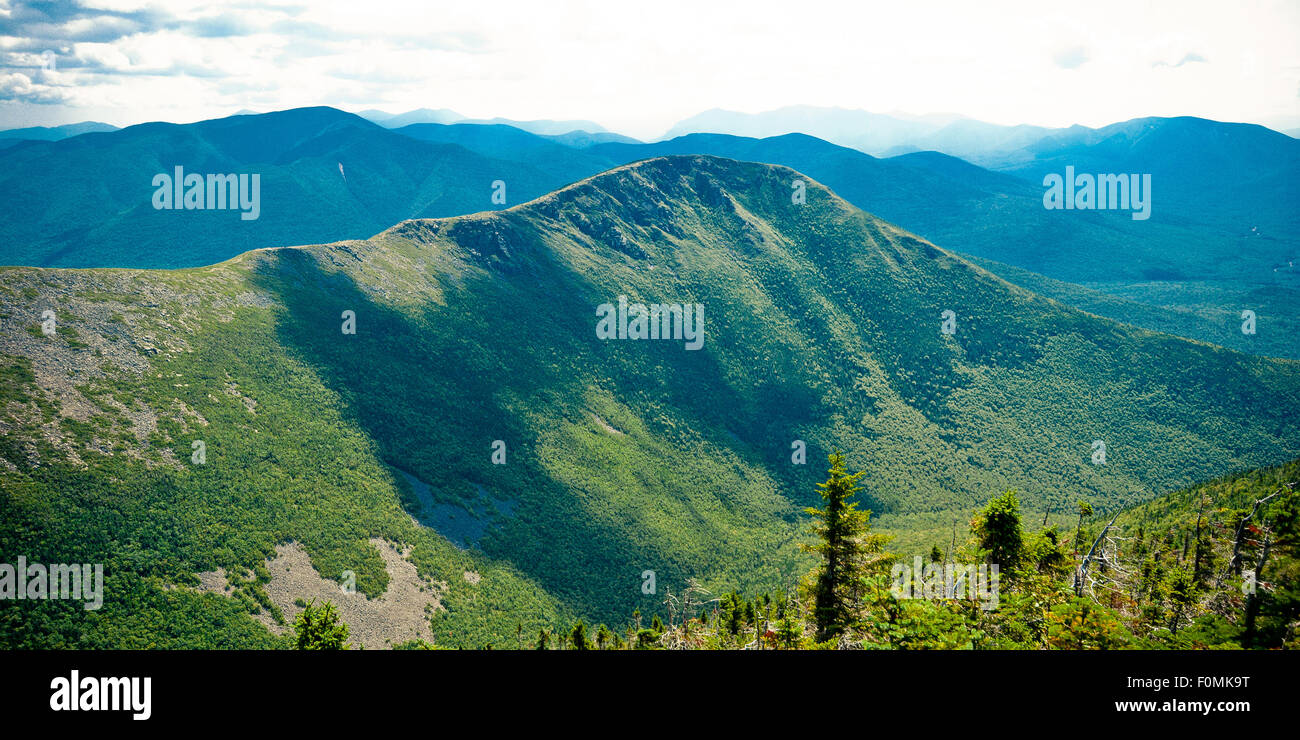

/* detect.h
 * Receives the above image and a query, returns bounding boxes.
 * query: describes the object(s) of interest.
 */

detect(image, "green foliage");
[1,155,1298,650]
[293,600,351,650]
[393,639,441,650]
[568,621,589,650]
[973,490,1025,573]
[1074,499,1093,554]
[880,599,981,650]
[1045,598,1134,650]
[0,359,35,405]
[774,599,803,649]
[1025,527,1069,576]
[7,112,1296,367]
[0,109,575,270]
[803,452,872,640]
[1115,460,1300,648]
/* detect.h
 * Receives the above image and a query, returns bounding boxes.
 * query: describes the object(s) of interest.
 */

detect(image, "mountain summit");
[2,155,1297,644]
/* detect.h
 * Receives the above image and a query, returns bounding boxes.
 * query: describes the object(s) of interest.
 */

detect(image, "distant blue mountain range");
[1,106,1295,358]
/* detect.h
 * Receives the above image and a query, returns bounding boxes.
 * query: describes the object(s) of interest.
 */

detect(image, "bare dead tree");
[1192,489,1208,581]
[1082,528,1135,602]
[662,586,676,630]
[1075,512,1119,597]
[682,578,718,624]
[1224,486,1284,582]
[1243,533,1273,648]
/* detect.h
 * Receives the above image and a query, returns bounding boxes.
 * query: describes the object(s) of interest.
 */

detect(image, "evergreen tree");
[293,600,351,650]
[775,596,802,649]
[1165,565,1199,633]
[802,452,873,641]
[975,490,1025,573]
[1028,526,1069,574]
[721,593,744,636]
[570,620,590,650]
[1074,499,1093,555]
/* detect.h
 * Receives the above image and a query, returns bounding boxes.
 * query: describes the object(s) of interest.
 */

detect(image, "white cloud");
[0,0,1297,135]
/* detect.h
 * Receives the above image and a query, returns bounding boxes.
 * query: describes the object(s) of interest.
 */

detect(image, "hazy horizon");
[1,0,1297,139]
[8,102,1299,144]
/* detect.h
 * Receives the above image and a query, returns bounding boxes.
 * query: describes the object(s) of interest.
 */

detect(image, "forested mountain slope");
[1,156,1297,646]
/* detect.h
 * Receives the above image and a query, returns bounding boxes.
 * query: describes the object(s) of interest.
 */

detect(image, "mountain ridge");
[3,106,1295,364]
[3,154,1297,646]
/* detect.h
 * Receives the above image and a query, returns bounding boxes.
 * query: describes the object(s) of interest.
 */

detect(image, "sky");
[1,0,1297,139]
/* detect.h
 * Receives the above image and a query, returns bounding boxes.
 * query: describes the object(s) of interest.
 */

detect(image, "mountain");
[359,108,610,136]
[308,115,1260,291]
[881,119,1057,166]
[357,108,464,127]
[355,109,398,123]
[383,120,1299,312]
[4,108,1296,359]
[455,117,610,136]
[392,122,614,183]
[586,132,1300,359]
[660,105,1076,164]
[1000,116,1299,231]
[0,108,573,269]
[541,131,641,148]
[2,156,1298,647]
[991,116,1300,339]
[0,121,119,149]
[663,107,1300,186]
[661,105,964,153]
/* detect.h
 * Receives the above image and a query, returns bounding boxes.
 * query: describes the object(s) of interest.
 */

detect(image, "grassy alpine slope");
[1,155,1298,647]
